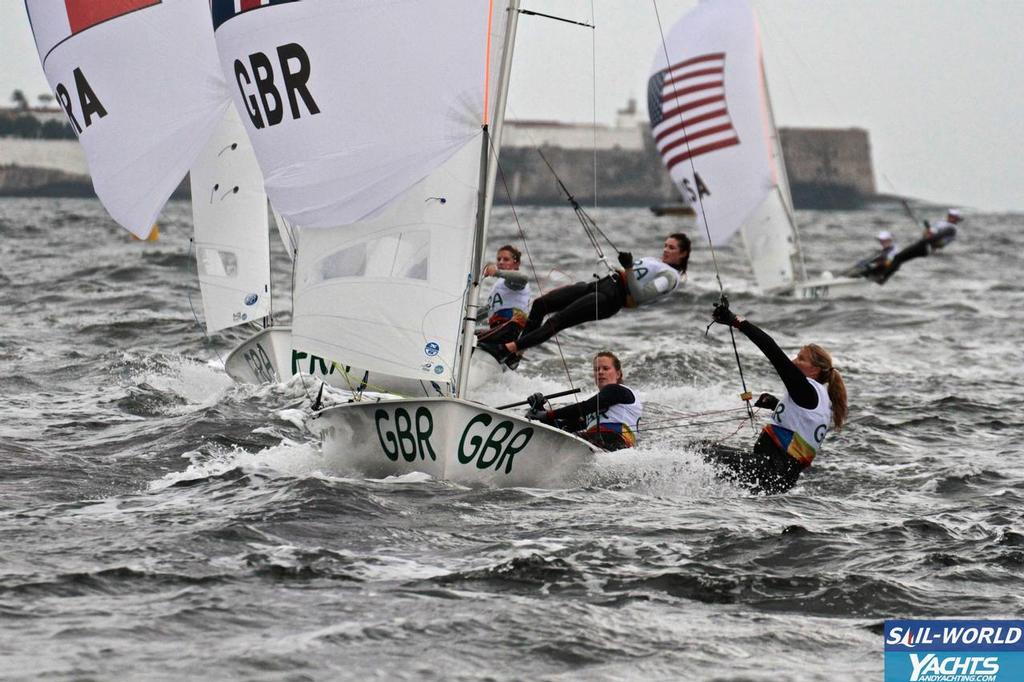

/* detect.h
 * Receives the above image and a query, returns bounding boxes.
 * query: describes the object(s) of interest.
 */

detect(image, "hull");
[224,327,449,397]
[309,398,600,487]
[785,275,873,300]
[224,327,292,385]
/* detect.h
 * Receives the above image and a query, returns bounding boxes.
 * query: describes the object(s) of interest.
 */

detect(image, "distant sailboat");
[207,0,600,484]
[649,0,865,298]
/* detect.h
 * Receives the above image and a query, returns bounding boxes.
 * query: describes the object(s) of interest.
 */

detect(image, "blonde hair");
[804,344,847,431]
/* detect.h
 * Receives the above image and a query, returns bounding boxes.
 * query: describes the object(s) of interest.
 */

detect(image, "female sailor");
[707,301,848,494]
[526,351,642,451]
[480,233,690,365]
[477,244,531,347]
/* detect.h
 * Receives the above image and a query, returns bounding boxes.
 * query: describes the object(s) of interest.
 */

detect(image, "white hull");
[784,274,873,300]
[309,398,600,487]
[224,327,449,397]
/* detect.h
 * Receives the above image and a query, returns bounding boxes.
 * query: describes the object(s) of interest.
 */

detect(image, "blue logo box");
[885,620,1024,682]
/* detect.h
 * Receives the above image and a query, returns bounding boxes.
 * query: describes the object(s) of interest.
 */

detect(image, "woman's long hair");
[668,233,691,273]
[805,344,847,430]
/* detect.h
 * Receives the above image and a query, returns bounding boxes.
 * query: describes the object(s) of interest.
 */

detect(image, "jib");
[457,414,533,475]
[374,407,437,463]
[234,43,320,129]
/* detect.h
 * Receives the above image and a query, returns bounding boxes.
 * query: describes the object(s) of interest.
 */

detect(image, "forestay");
[189,107,271,333]
[24,0,230,238]
[210,0,509,386]
[648,0,802,293]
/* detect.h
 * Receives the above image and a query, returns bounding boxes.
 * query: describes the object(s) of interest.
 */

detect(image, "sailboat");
[648,0,866,299]
[207,0,600,484]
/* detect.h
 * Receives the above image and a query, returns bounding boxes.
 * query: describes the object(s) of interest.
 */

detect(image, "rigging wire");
[488,134,579,397]
[651,0,755,429]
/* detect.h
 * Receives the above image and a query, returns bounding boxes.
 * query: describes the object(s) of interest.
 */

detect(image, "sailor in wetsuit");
[706,301,849,494]
[848,230,899,283]
[880,208,962,283]
[526,351,642,451]
[480,234,689,365]
[477,245,531,347]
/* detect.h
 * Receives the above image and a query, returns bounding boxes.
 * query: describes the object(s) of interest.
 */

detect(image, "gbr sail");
[209,0,510,385]
[24,0,230,238]
[648,0,802,293]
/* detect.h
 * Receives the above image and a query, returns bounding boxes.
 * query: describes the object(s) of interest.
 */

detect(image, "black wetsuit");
[541,383,639,451]
[705,320,822,494]
[514,275,627,352]
[848,248,895,283]
[880,226,956,283]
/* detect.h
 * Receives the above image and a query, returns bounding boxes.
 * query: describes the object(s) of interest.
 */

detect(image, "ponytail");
[805,344,847,431]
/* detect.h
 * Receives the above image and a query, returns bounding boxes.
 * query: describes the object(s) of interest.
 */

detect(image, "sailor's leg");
[514,283,624,352]
[521,281,592,336]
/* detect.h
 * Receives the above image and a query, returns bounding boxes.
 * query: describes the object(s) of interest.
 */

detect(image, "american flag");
[212,0,299,29]
[648,52,739,173]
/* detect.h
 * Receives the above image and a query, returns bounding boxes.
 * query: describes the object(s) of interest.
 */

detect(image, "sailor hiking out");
[879,208,963,283]
[704,301,848,494]
[480,233,689,366]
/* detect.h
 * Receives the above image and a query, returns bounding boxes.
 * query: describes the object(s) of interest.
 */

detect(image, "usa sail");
[24,0,230,238]
[649,0,865,298]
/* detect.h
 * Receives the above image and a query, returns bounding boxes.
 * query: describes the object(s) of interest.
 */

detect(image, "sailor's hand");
[526,392,546,410]
[617,251,634,269]
[754,392,779,410]
[482,263,498,277]
[526,408,550,422]
[712,301,741,327]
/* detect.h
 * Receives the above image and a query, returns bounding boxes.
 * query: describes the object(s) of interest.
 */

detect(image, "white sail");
[210,0,510,384]
[189,107,272,333]
[292,140,480,385]
[648,0,801,292]
[25,0,229,238]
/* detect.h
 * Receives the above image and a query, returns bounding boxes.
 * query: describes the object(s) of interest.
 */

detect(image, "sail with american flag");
[648,52,740,173]
[649,0,804,294]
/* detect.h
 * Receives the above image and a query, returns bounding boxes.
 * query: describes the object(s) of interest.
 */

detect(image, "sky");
[2,0,1022,212]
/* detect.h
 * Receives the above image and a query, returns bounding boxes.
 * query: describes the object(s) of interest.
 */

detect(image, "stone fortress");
[1,99,876,209]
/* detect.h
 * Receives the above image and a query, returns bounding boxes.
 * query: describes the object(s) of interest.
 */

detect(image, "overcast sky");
[3,0,1021,212]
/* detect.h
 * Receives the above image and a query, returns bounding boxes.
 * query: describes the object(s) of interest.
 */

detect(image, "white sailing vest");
[764,378,832,465]
[625,257,681,307]
[487,277,531,319]
[585,385,643,446]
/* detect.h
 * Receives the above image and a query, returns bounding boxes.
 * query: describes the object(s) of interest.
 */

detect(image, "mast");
[455,0,521,398]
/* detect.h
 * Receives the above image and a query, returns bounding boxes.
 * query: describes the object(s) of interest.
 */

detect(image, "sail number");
[374,407,437,463]
[243,342,277,384]
[457,414,534,475]
[373,408,534,474]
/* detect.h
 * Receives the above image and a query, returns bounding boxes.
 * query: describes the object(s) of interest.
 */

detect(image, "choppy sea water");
[1,197,1022,681]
